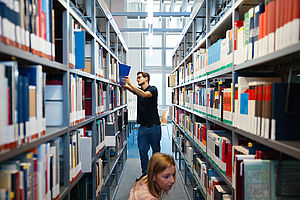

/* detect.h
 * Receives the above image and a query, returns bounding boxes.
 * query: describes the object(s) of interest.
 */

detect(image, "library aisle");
[115,123,190,200]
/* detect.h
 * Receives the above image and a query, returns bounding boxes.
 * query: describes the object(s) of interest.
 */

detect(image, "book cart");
[0,0,128,199]
[169,0,300,199]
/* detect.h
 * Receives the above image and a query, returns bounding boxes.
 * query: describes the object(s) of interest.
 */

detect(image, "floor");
[114,123,190,200]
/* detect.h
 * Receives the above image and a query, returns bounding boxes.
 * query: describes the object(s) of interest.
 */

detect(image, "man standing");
[122,72,161,181]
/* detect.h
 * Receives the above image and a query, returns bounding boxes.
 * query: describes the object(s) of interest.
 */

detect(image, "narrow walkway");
[114,123,190,200]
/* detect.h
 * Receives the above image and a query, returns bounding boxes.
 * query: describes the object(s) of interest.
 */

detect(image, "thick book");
[271,83,300,140]
[267,0,276,53]
[243,159,276,200]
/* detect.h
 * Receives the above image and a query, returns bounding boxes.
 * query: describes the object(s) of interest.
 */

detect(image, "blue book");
[271,83,300,140]
[74,30,85,69]
[119,63,131,85]
[240,93,249,115]
[248,7,255,60]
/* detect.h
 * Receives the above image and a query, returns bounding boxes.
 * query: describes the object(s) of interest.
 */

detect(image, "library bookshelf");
[0,0,128,199]
[169,0,300,199]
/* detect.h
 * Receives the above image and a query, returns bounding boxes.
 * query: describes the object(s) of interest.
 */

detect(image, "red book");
[226,142,232,176]
[234,20,243,50]
[38,0,42,38]
[283,0,289,27]
[263,5,268,38]
[15,171,20,200]
[201,125,207,146]
[265,0,269,36]
[7,87,11,125]
[268,0,276,34]
[287,0,293,25]
[33,157,38,200]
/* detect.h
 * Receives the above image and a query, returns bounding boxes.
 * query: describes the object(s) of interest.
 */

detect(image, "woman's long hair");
[145,153,175,199]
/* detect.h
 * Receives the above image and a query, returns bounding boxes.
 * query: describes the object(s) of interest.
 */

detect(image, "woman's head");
[147,153,176,199]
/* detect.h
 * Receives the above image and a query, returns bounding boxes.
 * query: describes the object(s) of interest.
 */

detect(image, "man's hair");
[137,71,150,83]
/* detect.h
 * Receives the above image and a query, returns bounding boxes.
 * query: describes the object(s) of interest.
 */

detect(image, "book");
[270,83,300,140]
[119,63,131,85]
[291,0,300,45]
[243,159,276,200]
[234,155,255,200]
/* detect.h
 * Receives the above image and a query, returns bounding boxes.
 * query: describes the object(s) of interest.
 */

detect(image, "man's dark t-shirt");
[136,85,160,125]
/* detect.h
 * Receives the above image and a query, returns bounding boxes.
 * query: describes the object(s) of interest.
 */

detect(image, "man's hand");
[122,76,132,86]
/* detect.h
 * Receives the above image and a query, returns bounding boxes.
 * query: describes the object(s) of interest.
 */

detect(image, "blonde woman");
[129,153,176,200]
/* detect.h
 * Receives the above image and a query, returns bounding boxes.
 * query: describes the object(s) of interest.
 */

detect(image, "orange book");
[259,12,264,40]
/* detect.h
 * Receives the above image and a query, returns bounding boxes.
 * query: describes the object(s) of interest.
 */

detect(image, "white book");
[268,31,275,54]
[37,144,46,200]
[46,143,51,199]
[14,0,21,48]
[291,17,300,45]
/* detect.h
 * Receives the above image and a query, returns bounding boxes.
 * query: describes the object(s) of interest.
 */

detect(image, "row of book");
[68,18,123,83]
[68,18,106,79]
[174,123,300,199]
[173,77,300,140]
[0,0,56,61]
[170,0,300,86]
[0,139,61,200]
[232,143,300,199]
[70,74,86,126]
[96,118,106,155]
[194,158,232,200]
[69,129,83,184]
[0,62,46,152]
[95,158,104,198]
[173,127,232,200]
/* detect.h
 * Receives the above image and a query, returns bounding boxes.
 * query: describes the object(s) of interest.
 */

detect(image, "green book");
[244,11,250,59]
[243,159,276,200]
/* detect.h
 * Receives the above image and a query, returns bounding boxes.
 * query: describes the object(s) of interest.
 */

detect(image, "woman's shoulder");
[129,181,158,200]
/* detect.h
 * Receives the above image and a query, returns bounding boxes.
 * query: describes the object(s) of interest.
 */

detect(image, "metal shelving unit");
[0,0,129,199]
[170,0,300,199]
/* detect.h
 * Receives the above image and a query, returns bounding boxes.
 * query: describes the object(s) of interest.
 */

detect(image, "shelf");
[69,172,85,191]
[93,146,107,162]
[69,117,95,131]
[234,128,300,160]
[0,43,67,71]
[114,125,127,137]
[101,142,127,192]
[172,121,233,189]
[172,137,205,199]
[206,3,232,40]
[173,104,300,160]
[58,186,69,200]
[57,0,127,64]
[111,157,128,200]
[0,127,68,163]
[172,139,194,200]
[171,0,206,59]
[235,43,300,71]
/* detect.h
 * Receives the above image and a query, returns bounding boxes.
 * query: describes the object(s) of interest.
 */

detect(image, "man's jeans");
[137,125,161,175]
